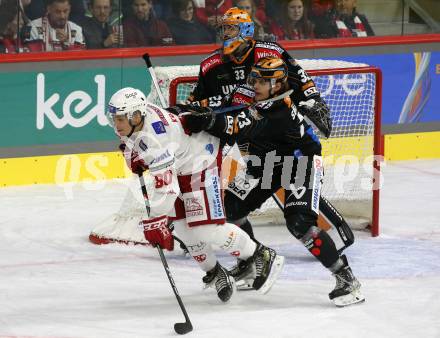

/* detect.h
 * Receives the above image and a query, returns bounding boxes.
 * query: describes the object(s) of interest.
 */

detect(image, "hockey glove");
[166,104,188,116]
[298,97,332,138]
[140,215,174,251]
[180,106,216,133]
[119,143,148,174]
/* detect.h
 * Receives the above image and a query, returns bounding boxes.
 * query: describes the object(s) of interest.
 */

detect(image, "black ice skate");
[252,244,285,294]
[229,259,256,291]
[329,255,365,307]
[203,262,236,302]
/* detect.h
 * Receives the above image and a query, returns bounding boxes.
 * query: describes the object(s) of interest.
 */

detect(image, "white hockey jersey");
[121,103,221,218]
[25,16,85,51]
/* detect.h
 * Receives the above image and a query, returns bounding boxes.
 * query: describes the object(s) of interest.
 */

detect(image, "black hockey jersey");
[189,40,320,108]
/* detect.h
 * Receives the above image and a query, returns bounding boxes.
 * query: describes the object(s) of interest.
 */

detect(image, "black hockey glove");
[180,106,216,133]
[166,104,192,116]
[298,97,332,138]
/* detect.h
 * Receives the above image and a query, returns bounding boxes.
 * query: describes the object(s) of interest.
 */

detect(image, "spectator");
[123,0,174,47]
[0,0,27,53]
[121,0,171,20]
[270,0,315,40]
[80,0,123,49]
[85,0,122,26]
[167,0,214,45]
[244,0,267,28]
[193,0,233,31]
[234,0,270,41]
[315,0,374,38]
[24,0,85,51]
[25,0,86,24]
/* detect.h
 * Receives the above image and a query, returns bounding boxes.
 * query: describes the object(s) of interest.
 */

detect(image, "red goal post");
[168,66,382,237]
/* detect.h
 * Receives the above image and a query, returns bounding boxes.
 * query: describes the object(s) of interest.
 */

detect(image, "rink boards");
[0,133,371,187]
[1,131,439,187]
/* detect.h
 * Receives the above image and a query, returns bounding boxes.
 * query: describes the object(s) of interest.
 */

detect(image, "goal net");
[89,60,381,246]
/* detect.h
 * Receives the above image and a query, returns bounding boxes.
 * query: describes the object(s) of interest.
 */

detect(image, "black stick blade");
[174,321,193,335]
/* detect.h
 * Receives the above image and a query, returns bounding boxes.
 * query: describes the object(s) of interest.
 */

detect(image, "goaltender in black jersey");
[188,7,331,138]
[179,56,365,307]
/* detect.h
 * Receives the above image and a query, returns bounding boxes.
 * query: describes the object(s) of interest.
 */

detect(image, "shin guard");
[301,226,340,268]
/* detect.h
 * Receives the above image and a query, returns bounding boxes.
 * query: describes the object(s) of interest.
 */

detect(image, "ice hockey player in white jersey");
[105,87,284,302]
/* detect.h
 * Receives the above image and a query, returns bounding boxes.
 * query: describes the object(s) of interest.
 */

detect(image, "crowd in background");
[0,0,376,53]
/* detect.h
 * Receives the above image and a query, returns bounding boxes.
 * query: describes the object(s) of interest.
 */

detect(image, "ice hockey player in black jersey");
[188,7,331,139]
[180,57,365,307]
[188,7,335,241]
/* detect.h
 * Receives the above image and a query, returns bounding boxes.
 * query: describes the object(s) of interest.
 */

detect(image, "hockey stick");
[138,172,193,335]
[177,89,294,117]
[142,53,167,107]
[141,53,193,334]
[213,89,294,115]
[142,52,190,255]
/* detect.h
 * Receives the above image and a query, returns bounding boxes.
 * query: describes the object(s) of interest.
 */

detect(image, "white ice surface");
[0,159,439,338]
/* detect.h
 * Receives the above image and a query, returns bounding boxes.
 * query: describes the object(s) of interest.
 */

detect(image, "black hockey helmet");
[248,57,288,87]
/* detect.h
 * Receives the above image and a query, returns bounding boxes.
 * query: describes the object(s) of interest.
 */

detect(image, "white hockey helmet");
[106,87,147,127]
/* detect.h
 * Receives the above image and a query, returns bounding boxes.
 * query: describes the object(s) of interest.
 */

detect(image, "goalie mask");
[107,87,147,130]
[247,57,288,88]
[221,7,254,55]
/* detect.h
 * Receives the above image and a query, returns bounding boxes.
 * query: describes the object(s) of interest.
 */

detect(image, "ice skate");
[203,262,236,302]
[252,244,285,294]
[329,255,365,307]
[229,259,256,291]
